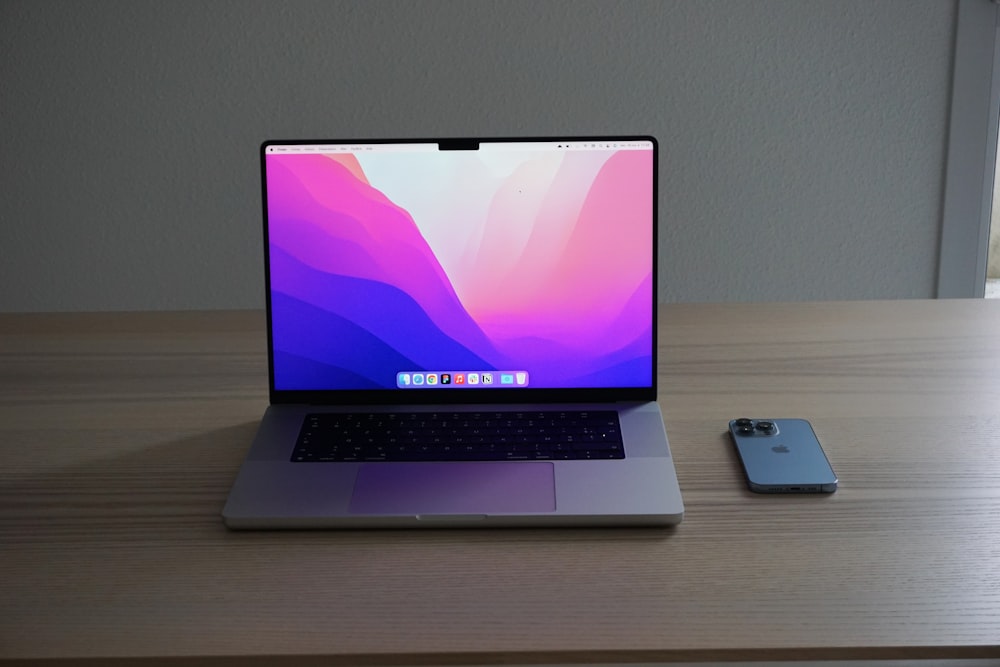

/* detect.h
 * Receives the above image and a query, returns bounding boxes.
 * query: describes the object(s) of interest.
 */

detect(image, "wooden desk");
[2,301,999,664]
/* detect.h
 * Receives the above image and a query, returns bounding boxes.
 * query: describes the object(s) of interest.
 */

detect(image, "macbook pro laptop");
[222,136,684,528]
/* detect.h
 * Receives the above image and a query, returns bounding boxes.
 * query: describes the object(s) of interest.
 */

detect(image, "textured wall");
[0,1,956,311]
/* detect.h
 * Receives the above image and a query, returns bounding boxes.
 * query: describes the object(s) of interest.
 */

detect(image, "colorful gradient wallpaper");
[265,143,654,391]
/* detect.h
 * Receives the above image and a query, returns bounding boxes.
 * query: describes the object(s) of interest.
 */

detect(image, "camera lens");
[756,420,776,434]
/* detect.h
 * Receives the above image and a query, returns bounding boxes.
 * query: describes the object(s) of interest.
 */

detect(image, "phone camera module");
[755,420,776,434]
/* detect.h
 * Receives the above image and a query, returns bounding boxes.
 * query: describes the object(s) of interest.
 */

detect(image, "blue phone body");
[728,418,837,493]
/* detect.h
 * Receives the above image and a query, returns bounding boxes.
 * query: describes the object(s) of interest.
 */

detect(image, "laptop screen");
[262,137,656,402]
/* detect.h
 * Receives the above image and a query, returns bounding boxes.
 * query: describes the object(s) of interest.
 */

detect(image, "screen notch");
[438,139,480,151]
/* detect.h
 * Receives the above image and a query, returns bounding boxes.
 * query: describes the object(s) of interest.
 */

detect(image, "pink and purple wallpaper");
[266,145,653,390]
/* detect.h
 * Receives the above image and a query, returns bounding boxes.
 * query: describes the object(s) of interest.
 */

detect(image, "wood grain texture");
[2,302,1000,664]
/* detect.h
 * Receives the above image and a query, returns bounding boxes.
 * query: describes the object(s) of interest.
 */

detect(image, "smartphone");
[728,418,837,493]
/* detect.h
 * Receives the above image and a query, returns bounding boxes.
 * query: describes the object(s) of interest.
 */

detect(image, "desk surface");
[2,300,1000,664]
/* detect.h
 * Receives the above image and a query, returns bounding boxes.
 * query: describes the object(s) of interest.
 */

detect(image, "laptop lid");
[261,136,657,406]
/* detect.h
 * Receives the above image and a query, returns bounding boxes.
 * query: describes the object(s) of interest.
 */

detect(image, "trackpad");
[349,462,556,515]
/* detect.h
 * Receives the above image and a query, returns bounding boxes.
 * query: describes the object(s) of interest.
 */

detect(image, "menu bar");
[265,140,652,155]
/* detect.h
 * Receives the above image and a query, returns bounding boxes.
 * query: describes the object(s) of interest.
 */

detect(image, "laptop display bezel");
[260,136,659,406]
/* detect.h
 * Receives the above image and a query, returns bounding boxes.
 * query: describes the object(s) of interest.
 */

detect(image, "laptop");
[222,136,684,528]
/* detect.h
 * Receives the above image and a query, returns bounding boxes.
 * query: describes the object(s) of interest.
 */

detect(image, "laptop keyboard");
[291,410,624,462]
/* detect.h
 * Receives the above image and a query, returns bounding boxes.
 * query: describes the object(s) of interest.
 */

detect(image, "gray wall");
[0,0,956,312]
